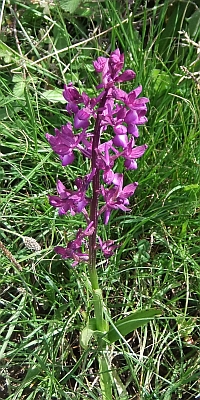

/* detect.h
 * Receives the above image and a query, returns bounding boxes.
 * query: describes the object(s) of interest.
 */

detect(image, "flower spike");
[46,49,148,263]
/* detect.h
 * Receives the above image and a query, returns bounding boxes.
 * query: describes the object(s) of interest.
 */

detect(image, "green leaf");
[59,0,82,13]
[41,89,66,103]
[80,318,97,349]
[107,309,161,344]
[23,366,41,383]
[151,69,171,92]
[0,45,12,63]
[13,81,26,99]
[0,40,20,62]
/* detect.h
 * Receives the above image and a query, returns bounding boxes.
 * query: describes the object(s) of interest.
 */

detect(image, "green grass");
[0,0,200,399]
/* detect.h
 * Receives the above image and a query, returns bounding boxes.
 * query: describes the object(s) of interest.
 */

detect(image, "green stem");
[88,262,99,291]
[93,288,105,332]
[89,91,108,287]
[99,352,112,400]
[87,89,112,399]
[88,91,108,329]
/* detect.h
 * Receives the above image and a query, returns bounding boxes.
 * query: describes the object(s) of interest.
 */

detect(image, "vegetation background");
[0,0,200,399]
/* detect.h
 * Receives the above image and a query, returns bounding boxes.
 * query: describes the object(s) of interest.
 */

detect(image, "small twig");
[25,22,55,58]
[177,31,200,90]
[180,66,200,90]
[30,12,134,66]
[179,30,200,50]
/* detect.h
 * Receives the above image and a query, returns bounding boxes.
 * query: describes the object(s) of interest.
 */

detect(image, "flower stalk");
[89,91,108,289]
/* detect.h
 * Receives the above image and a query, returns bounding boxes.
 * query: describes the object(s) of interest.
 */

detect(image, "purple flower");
[49,179,90,216]
[63,83,85,114]
[99,173,138,224]
[55,222,94,266]
[122,141,148,170]
[125,88,149,128]
[112,132,128,148]
[93,49,135,89]
[93,56,107,73]
[55,243,89,266]
[98,237,118,258]
[46,123,85,166]
[96,141,116,184]
[75,169,96,192]
[100,102,129,148]
[112,85,149,132]
[99,87,148,147]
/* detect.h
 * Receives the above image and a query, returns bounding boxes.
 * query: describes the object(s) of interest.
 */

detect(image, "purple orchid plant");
[46,49,149,270]
[46,49,151,398]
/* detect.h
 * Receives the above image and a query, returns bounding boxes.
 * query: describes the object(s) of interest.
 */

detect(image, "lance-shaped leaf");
[107,309,161,344]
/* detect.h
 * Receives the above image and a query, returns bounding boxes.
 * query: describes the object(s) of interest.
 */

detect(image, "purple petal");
[113,87,127,102]
[83,221,94,236]
[56,180,66,194]
[103,168,115,184]
[93,56,107,72]
[63,83,82,103]
[121,182,138,198]
[54,246,69,257]
[98,237,118,258]
[114,124,127,135]
[48,195,62,208]
[77,108,90,120]
[110,48,122,63]
[128,85,143,102]
[113,134,128,148]
[137,116,148,125]
[61,153,75,166]
[110,49,124,74]
[104,209,111,225]
[116,107,126,120]
[74,111,89,130]
[115,69,136,83]
[127,124,139,136]
[62,123,74,136]
[124,159,137,170]
[58,207,66,216]
[135,97,149,104]
[81,92,90,105]
[124,110,138,124]
[128,144,148,159]
[66,102,79,114]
